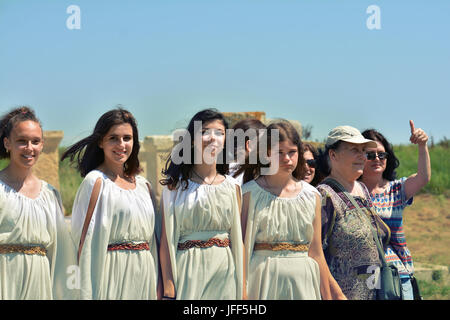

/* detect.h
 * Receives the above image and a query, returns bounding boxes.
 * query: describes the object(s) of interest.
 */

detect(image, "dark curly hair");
[0,106,42,159]
[361,129,399,181]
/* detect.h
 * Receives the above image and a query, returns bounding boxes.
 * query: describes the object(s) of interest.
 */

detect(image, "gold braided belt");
[0,244,47,256]
[254,242,310,252]
[178,238,230,251]
[107,242,150,252]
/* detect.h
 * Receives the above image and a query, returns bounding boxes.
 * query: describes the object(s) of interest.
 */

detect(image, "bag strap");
[324,177,388,267]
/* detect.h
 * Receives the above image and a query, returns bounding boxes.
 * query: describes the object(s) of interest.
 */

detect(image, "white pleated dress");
[71,170,159,300]
[0,179,78,300]
[243,180,321,300]
[162,175,244,300]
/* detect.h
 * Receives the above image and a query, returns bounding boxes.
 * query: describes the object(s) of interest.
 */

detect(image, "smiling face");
[363,140,387,177]
[303,150,315,183]
[330,141,367,180]
[99,123,134,167]
[195,119,226,164]
[3,120,44,169]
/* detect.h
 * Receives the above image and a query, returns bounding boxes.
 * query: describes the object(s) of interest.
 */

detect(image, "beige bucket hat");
[325,125,378,148]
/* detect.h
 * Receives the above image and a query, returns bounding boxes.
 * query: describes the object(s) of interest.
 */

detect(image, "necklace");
[192,169,218,185]
[101,168,135,184]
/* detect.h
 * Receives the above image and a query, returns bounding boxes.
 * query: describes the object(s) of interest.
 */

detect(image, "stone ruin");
[34,131,64,190]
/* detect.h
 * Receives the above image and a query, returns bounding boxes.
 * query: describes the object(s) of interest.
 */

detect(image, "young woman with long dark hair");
[159,108,244,300]
[62,108,160,300]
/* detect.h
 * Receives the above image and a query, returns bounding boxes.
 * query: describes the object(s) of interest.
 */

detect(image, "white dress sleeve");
[70,170,105,299]
[44,183,80,300]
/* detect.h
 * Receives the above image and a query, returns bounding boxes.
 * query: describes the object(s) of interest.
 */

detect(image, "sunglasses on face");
[306,159,316,168]
[366,151,388,161]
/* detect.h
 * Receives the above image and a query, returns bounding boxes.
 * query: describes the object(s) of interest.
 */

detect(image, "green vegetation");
[0,159,8,170]
[417,279,450,300]
[395,139,450,197]
[59,147,83,215]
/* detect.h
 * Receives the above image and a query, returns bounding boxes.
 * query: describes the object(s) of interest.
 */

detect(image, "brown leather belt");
[107,242,150,252]
[178,238,230,250]
[254,242,310,252]
[0,244,47,256]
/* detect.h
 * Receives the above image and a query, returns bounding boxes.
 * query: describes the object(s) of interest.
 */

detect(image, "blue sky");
[0,0,449,146]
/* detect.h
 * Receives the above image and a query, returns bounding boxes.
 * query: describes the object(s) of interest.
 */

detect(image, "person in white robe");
[159,109,244,300]
[241,121,346,300]
[62,108,160,300]
[0,107,78,300]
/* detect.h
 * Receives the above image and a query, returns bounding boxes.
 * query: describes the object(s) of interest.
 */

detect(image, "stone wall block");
[140,135,173,205]
[34,131,64,190]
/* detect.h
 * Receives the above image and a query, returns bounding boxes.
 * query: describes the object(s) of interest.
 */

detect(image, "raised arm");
[404,120,431,200]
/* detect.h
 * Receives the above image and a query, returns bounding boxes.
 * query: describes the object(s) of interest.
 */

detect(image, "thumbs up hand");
[409,120,428,146]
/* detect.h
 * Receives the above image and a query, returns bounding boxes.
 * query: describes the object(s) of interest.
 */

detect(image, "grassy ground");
[395,141,450,299]
[404,194,450,266]
[402,194,450,299]
[417,279,450,300]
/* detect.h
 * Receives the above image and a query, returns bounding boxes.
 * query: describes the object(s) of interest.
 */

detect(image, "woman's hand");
[409,120,428,146]
[404,120,431,200]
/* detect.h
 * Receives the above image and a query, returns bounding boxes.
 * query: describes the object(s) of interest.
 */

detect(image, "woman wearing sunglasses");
[360,120,431,300]
[303,143,324,187]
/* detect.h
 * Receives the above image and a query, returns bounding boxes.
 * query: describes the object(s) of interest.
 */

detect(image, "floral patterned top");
[317,178,390,300]
[370,177,414,278]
